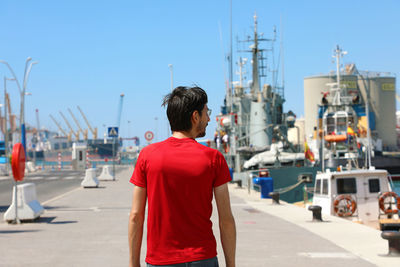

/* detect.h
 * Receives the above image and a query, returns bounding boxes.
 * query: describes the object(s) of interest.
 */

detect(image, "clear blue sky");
[1,0,399,145]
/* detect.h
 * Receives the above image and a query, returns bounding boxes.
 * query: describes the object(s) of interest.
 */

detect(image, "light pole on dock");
[3,77,15,175]
[168,64,173,91]
[0,58,38,154]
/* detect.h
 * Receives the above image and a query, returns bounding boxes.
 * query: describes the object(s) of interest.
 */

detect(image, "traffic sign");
[108,127,119,137]
[144,131,154,142]
[11,143,25,182]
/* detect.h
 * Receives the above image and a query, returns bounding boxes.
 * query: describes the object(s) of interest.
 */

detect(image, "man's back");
[131,137,231,265]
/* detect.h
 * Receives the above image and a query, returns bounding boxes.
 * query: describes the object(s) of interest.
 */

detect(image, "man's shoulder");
[138,140,167,156]
[193,142,224,157]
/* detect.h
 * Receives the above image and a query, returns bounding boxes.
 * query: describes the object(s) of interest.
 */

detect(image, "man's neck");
[172,131,196,139]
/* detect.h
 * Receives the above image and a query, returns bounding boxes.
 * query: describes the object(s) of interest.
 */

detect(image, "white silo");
[357,75,397,149]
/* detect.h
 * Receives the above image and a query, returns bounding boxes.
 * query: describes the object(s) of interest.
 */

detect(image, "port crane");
[49,114,71,140]
[68,108,88,140]
[77,106,97,140]
[59,111,80,140]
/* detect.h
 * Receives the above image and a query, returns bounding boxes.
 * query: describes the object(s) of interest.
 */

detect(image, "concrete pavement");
[0,166,397,266]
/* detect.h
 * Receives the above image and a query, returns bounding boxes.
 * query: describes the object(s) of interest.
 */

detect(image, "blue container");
[229,168,233,181]
[253,177,273,199]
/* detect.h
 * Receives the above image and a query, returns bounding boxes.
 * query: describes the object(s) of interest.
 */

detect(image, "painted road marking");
[27,177,43,180]
[42,187,81,205]
[298,252,357,259]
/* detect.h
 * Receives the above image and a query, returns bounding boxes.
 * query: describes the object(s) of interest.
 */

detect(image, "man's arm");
[214,183,236,267]
[128,185,147,267]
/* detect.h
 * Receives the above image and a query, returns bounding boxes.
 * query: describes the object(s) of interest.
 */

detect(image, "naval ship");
[215,15,318,203]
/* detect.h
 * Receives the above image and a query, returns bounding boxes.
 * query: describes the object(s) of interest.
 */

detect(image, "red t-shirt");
[130,137,231,265]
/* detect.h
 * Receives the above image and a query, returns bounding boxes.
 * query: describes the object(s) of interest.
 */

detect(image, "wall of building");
[288,118,305,146]
[358,76,397,148]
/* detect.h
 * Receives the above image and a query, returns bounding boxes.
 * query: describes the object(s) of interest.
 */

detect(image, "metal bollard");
[308,205,323,222]
[381,231,400,256]
[269,192,280,204]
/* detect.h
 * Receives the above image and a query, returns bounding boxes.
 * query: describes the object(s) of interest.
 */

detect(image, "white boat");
[312,166,400,230]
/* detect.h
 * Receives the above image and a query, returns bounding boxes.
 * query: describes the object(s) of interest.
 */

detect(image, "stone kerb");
[98,165,115,181]
[26,161,36,173]
[81,168,100,188]
[4,183,45,222]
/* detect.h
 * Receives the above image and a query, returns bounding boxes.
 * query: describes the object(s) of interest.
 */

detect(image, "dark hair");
[162,86,208,132]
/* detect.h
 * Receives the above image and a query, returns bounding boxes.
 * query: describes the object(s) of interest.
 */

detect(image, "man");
[129,86,236,267]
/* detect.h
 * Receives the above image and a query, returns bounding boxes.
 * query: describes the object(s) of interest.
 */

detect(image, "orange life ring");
[324,134,347,142]
[378,191,400,214]
[333,195,357,217]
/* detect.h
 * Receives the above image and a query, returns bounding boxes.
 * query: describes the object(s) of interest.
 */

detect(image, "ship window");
[326,117,335,134]
[337,178,357,194]
[322,179,329,195]
[337,117,347,133]
[54,143,60,150]
[368,179,380,193]
[79,151,83,161]
[315,179,321,194]
[348,116,354,124]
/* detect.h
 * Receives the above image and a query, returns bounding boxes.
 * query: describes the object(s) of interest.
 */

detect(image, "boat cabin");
[312,168,393,223]
[323,110,358,158]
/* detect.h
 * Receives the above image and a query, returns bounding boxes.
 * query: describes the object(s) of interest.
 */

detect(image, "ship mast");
[247,13,272,147]
[237,57,247,88]
[331,45,347,106]
[250,14,260,97]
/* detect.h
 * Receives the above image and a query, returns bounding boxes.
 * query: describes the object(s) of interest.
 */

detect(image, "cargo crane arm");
[77,106,97,139]
[68,108,88,140]
[49,115,68,137]
[60,111,80,140]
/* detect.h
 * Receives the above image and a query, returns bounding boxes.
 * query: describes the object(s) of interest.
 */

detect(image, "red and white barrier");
[86,150,90,169]
[58,152,61,171]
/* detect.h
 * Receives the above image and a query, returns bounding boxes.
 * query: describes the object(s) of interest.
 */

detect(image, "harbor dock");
[0,166,397,266]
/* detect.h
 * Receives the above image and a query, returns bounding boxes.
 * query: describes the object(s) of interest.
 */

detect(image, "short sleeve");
[213,151,232,187]
[130,151,147,188]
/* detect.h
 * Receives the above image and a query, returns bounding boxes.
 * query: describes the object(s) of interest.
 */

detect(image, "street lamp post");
[127,120,131,146]
[168,64,173,91]
[21,59,38,154]
[3,77,15,175]
[0,58,38,154]
[167,64,173,137]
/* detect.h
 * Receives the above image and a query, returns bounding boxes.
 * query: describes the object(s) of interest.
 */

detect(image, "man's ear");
[191,110,200,124]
